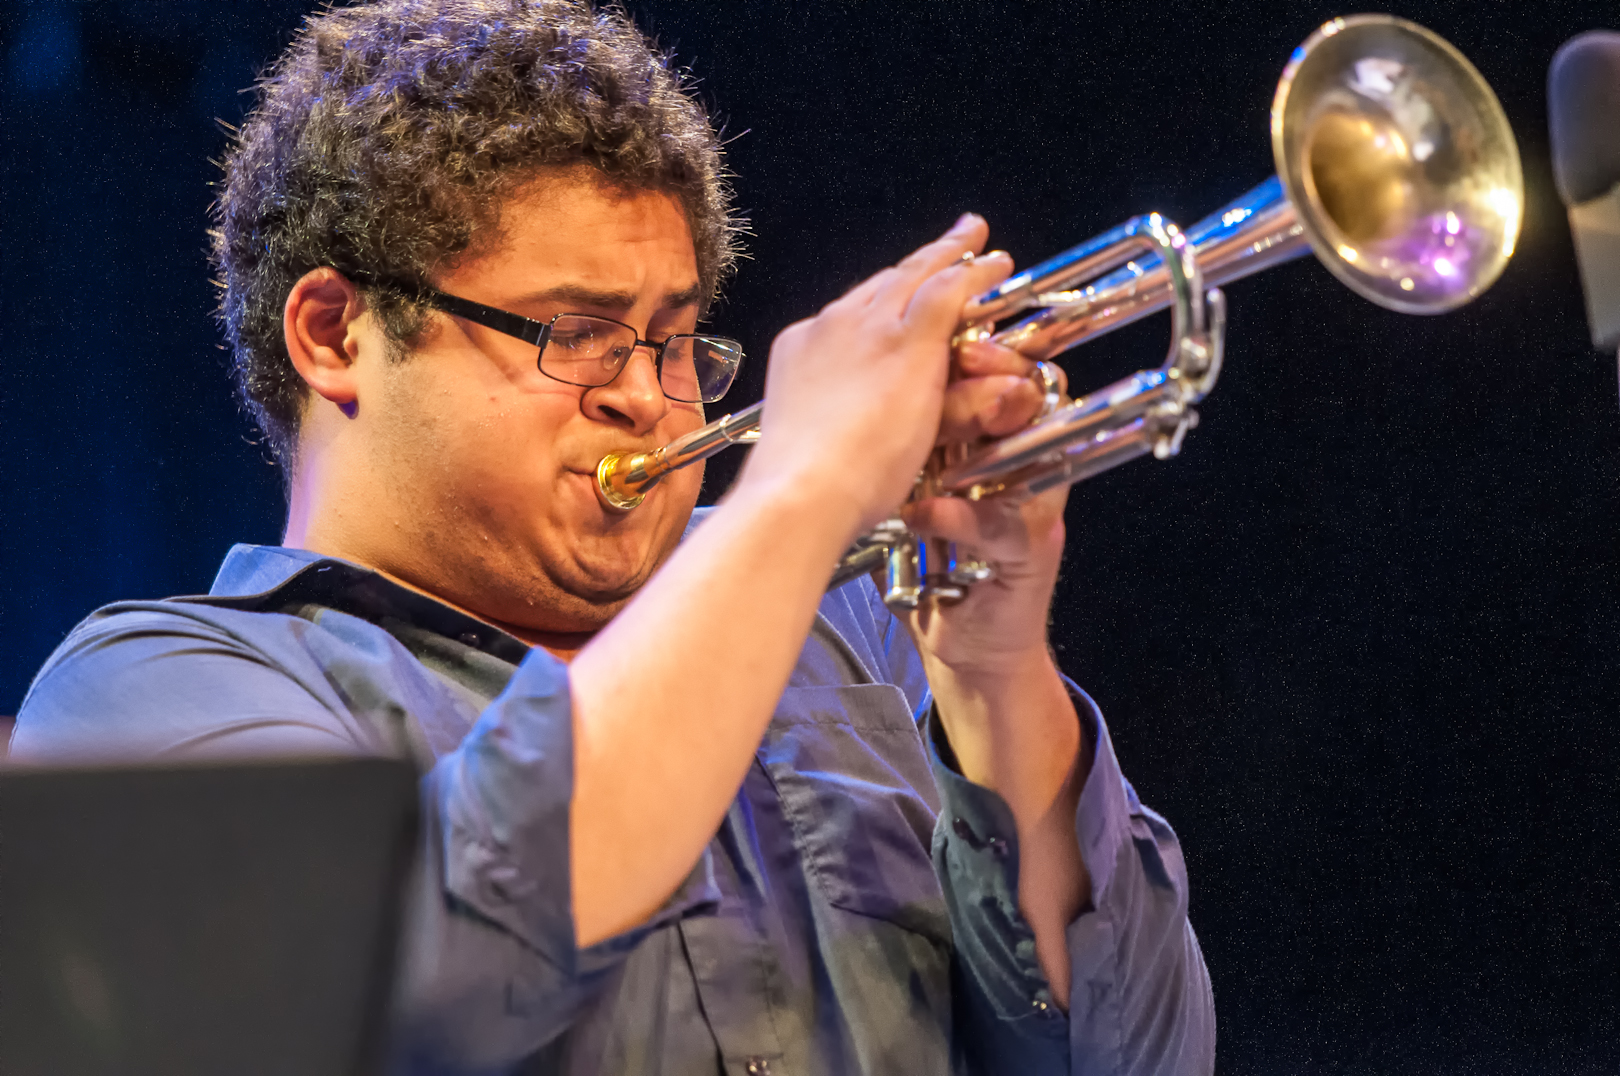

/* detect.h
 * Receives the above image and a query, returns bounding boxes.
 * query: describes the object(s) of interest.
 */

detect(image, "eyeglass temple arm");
[423,290,551,348]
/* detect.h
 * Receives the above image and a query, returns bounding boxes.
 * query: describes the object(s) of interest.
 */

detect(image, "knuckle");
[776,319,816,351]
[868,266,901,289]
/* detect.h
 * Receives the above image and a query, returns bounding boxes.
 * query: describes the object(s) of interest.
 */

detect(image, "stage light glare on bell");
[1274,15,1523,315]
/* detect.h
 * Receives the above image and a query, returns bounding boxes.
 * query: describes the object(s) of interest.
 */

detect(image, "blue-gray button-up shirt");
[13,526,1214,1075]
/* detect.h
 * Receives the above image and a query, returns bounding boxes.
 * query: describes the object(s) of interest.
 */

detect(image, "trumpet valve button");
[920,577,967,605]
[948,559,995,585]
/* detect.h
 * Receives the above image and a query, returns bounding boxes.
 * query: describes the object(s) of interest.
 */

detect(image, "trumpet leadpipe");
[595,401,763,511]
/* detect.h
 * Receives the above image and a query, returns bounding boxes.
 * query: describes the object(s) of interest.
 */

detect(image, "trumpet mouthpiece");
[596,451,653,511]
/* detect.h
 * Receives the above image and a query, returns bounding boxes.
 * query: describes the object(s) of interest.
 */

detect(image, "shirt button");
[954,816,1007,854]
[745,1058,771,1075]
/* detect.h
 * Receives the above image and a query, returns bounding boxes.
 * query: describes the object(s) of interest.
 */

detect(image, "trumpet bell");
[594,14,1528,617]
[1275,15,1523,313]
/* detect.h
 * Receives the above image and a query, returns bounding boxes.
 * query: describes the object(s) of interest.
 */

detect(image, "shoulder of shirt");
[68,595,310,646]
[9,597,359,763]
[18,597,326,714]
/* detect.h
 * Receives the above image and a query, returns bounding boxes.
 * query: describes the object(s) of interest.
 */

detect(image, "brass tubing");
[937,369,1177,497]
[985,183,1308,361]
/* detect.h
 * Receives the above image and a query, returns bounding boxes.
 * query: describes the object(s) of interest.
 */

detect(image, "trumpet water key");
[595,14,1524,611]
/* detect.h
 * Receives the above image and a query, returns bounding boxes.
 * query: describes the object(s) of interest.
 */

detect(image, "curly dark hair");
[211,0,742,470]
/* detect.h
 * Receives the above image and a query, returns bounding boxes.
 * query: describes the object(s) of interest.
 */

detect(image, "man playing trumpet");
[12,1,1214,1071]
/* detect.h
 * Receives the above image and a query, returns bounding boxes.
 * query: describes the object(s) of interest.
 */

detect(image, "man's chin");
[520,546,665,627]
[488,571,640,638]
[556,570,646,610]
[557,554,657,606]
[561,501,689,588]
[502,492,693,632]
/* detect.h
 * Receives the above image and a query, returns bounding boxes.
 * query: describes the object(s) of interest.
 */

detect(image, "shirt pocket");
[758,683,950,944]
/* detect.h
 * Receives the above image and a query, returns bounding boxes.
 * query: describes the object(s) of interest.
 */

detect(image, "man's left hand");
[905,335,1070,679]
[900,330,1092,1009]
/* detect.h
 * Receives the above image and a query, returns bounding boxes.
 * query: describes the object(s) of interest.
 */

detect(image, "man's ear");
[284,268,366,406]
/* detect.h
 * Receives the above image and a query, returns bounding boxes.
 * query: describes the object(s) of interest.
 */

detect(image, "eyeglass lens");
[541,315,741,403]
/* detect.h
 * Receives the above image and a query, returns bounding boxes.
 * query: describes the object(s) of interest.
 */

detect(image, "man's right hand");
[570,214,1018,948]
[736,214,1015,538]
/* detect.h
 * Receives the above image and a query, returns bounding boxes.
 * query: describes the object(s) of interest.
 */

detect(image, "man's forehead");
[454,171,701,313]
[502,170,693,248]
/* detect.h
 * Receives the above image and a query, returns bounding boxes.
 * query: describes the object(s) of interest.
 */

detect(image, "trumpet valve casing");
[883,535,923,610]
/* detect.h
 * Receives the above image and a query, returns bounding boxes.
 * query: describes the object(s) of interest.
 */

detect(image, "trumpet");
[596,14,1523,610]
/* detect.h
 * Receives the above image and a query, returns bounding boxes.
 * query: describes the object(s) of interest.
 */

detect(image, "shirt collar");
[209,543,327,597]
[197,544,532,666]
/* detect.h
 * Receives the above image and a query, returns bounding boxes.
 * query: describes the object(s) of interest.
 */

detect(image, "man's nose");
[581,346,669,435]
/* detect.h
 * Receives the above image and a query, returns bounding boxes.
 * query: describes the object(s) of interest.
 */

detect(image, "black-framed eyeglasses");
[423,290,743,404]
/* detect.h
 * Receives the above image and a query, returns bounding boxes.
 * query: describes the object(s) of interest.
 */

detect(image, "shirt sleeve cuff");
[926,693,1067,1036]
[928,675,1129,900]
[1066,688,1215,1075]
[926,677,1137,1021]
[1070,684,1129,908]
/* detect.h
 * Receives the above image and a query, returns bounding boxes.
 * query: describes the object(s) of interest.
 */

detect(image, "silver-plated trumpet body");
[594,15,1524,610]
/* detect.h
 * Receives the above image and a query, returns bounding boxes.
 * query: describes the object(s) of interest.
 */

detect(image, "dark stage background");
[4,1,1618,1072]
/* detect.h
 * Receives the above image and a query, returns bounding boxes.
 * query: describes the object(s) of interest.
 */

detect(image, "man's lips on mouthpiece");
[568,442,659,474]
[566,451,617,476]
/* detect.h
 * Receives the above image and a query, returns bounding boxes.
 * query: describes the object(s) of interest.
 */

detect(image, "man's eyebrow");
[517,282,704,311]
[662,283,704,309]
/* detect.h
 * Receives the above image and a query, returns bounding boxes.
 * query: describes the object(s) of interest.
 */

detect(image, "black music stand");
[0,757,419,1076]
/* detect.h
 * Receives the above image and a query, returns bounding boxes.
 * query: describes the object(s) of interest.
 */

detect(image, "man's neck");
[490,622,597,663]
[343,552,601,663]
[284,441,628,665]
[288,519,604,663]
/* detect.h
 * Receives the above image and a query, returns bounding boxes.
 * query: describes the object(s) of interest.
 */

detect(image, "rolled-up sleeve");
[398,647,719,1071]
[11,606,718,1074]
[928,687,1215,1076]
